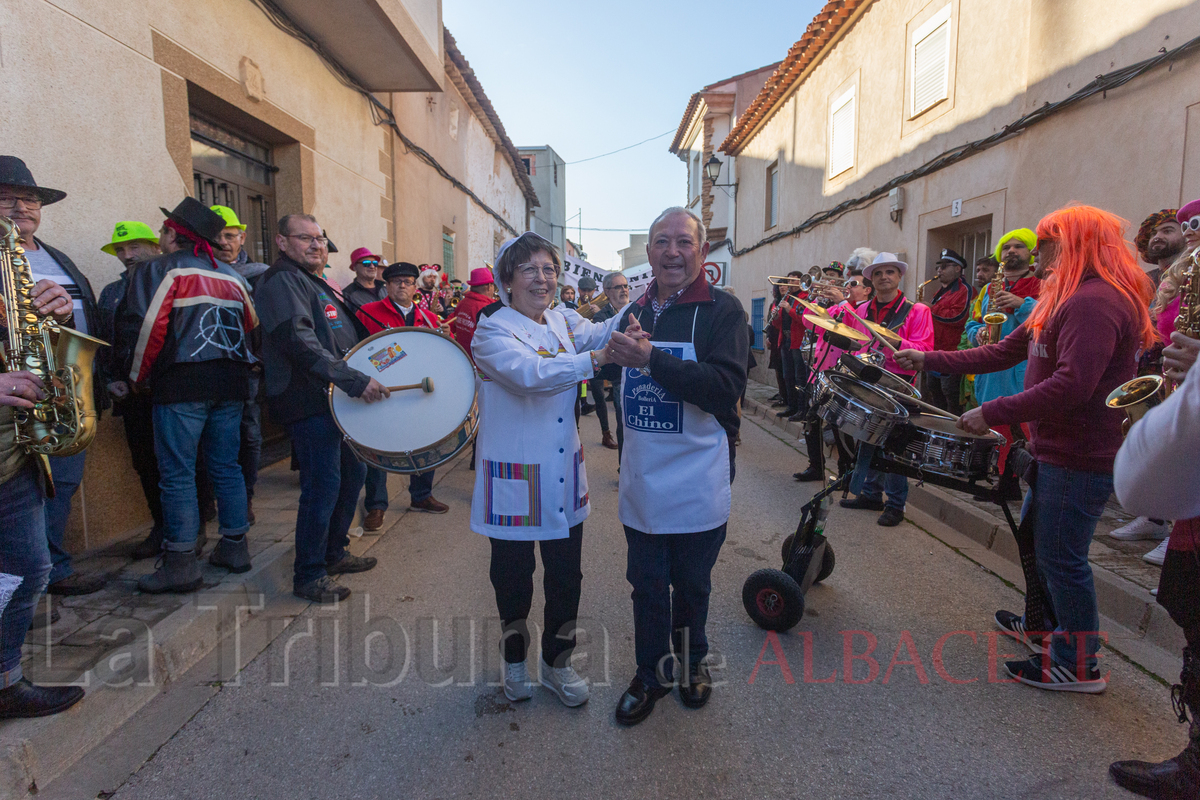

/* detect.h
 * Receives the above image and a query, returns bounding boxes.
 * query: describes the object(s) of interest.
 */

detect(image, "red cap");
[350,247,381,263]
[467,267,495,286]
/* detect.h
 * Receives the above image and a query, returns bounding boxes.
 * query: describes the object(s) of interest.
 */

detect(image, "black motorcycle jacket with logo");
[115,249,258,404]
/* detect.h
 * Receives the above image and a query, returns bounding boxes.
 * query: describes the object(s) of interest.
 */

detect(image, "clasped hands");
[603,313,653,368]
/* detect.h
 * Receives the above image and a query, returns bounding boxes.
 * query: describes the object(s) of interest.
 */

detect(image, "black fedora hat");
[0,156,67,206]
[159,197,226,246]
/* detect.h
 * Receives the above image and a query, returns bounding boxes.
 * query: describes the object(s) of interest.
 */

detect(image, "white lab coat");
[470,303,627,540]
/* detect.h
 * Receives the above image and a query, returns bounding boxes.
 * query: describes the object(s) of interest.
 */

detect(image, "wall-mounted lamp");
[705,154,737,188]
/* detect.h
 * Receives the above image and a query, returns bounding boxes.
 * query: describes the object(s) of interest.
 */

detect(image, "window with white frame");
[766,160,779,229]
[828,86,856,179]
[910,5,952,118]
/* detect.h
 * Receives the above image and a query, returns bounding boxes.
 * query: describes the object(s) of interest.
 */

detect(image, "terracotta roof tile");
[720,0,869,155]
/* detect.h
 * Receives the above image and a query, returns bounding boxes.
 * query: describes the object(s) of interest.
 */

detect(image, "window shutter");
[911,6,951,117]
[829,89,855,178]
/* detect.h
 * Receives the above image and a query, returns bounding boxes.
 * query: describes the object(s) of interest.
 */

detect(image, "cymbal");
[793,297,831,319]
[804,314,870,342]
[861,319,901,346]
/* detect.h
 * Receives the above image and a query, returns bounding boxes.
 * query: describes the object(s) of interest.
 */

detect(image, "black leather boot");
[0,678,84,719]
[1110,646,1200,798]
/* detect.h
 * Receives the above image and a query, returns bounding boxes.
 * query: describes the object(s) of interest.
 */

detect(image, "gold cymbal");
[793,297,831,319]
[804,314,870,342]
[861,319,901,346]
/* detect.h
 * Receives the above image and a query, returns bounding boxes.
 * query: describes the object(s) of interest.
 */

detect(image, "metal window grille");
[751,298,765,350]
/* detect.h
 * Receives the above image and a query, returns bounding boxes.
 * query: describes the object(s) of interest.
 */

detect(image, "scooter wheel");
[742,569,805,631]
[814,542,835,584]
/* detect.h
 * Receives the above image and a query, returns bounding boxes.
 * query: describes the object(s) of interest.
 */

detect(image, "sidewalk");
[1,454,452,798]
[741,379,1185,679]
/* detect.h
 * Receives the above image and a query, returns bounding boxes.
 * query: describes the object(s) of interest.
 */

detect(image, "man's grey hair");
[602,270,628,290]
[278,213,319,236]
[845,247,877,271]
[649,206,707,244]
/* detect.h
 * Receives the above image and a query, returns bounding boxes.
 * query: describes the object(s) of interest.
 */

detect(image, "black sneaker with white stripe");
[994,609,1048,654]
[1004,654,1107,693]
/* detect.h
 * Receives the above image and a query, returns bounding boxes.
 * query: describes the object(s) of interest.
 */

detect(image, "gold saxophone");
[982,262,1008,344]
[1107,245,1200,433]
[0,216,106,456]
[916,277,938,304]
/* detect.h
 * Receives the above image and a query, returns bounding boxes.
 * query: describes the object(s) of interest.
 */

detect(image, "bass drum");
[329,328,478,474]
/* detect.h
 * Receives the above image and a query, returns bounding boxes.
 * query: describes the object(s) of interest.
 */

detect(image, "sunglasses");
[844,280,864,288]
[1181,216,1200,234]
[358,260,381,267]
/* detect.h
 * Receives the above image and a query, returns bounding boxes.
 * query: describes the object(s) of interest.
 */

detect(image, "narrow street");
[49,410,1182,800]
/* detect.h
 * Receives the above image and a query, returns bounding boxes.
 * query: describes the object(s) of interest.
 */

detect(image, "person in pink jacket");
[837,253,933,525]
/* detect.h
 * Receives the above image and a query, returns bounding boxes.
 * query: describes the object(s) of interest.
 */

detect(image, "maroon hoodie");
[924,276,1140,474]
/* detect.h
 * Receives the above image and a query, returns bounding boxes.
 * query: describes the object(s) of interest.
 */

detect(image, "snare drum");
[330,328,478,473]
[834,354,921,400]
[883,413,1006,481]
[814,371,908,446]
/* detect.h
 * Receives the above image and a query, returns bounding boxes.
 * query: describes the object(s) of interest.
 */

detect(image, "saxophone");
[981,263,1008,344]
[1107,245,1200,433]
[916,277,938,304]
[0,216,106,456]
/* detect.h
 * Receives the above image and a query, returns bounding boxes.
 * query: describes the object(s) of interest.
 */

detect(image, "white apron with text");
[618,308,731,534]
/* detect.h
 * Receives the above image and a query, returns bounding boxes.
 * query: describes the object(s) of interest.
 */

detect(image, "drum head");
[331,329,477,453]
[909,413,1000,440]
[826,372,904,415]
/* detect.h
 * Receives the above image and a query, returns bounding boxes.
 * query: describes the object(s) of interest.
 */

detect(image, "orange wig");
[1027,206,1156,349]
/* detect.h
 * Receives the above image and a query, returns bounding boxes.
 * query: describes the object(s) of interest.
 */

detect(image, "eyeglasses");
[0,195,42,210]
[1181,217,1200,234]
[358,259,380,267]
[390,278,416,287]
[610,283,630,291]
[284,233,328,247]
[516,263,560,280]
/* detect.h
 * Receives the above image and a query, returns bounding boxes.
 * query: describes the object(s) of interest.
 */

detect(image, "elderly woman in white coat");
[470,232,630,707]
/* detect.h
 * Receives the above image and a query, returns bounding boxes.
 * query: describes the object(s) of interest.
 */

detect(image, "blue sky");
[443,0,825,269]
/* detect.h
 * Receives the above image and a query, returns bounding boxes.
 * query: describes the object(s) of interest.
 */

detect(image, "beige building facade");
[719,0,1200,374]
[2,0,535,552]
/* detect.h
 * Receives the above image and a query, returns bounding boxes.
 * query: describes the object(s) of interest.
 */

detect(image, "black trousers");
[926,373,963,416]
[119,395,164,529]
[589,376,610,433]
[1159,547,1200,645]
[489,523,584,667]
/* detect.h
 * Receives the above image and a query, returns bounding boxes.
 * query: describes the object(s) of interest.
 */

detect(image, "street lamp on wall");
[704,154,737,189]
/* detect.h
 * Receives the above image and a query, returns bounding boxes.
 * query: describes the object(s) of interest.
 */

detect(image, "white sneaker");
[1110,517,1170,541]
[503,661,533,702]
[539,663,589,707]
[1144,538,1169,566]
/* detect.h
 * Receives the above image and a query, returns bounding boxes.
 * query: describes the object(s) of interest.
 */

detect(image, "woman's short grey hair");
[846,247,877,271]
[495,232,561,287]
[649,207,707,244]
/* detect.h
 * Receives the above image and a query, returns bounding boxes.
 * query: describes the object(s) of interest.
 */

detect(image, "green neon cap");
[210,205,247,230]
[101,221,160,256]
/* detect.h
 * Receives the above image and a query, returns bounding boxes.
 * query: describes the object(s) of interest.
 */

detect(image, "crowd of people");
[762,201,1200,798]
[0,165,745,733]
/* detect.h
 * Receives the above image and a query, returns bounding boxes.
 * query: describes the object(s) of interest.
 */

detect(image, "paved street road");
[106,413,1181,800]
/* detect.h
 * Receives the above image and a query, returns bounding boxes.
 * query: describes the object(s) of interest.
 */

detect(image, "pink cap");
[350,247,381,263]
[1177,199,1200,224]
[467,267,495,286]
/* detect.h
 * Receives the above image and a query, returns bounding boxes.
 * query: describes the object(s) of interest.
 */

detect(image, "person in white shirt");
[1109,320,1200,798]
[470,231,627,708]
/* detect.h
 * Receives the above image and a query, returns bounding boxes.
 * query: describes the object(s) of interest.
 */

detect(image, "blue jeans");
[45,451,85,584]
[365,468,433,511]
[287,413,367,588]
[1023,463,1113,671]
[0,465,51,686]
[624,523,727,688]
[862,469,909,511]
[410,470,434,504]
[154,401,249,552]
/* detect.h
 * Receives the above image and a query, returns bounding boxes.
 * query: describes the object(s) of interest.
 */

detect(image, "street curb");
[741,394,1185,674]
[0,458,463,799]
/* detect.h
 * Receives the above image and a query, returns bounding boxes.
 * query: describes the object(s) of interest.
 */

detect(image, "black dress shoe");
[46,573,105,597]
[793,468,823,482]
[678,661,712,709]
[839,496,885,511]
[615,676,671,726]
[775,407,798,418]
[1110,740,1200,799]
[0,678,84,719]
[877,507,905,527]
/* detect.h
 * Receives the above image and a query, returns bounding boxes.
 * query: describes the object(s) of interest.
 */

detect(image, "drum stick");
[903,393,961,421]
[386,377,435,393]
